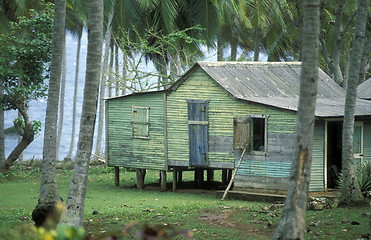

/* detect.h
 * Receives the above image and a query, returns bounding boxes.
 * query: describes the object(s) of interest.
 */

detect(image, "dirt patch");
[199,208,273,239]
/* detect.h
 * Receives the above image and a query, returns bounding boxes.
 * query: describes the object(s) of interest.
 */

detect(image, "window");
[251,116,267,152]
[232,115,268,152]
[233,117,250,150]
[132,106,149,139]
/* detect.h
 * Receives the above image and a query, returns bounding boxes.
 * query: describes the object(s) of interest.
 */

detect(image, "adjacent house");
[105,62,371,192]
[358,78,371,100]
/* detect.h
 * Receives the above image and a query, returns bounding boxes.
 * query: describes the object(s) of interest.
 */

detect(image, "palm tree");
[340,0,369,204]
[61,0,103,227]
[65,0,87,161]
[94,0,115,161]
[32,0,66,227]
[273,0,320,238]
[56,43,67,160]
[0,85,4,165]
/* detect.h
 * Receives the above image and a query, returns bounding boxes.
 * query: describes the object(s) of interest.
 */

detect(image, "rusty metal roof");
[191,62,371,117]
[358,78,371,100]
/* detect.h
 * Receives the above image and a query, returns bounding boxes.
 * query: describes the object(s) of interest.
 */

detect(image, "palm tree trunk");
[253,28,260,61]
[272,0,320,239]
[121,52,127,95]
[332,1,345,86]
[115,42,119,96]
[66,33,82,161]
[94,4,114,161]
[36,0,66,207]
[230,40,237,61]
[0,85,4,165]
[108,38,114,97]
[57,42,67,160]
[217,34,224,61]
[61,0,103,227]
[340,0,369,204]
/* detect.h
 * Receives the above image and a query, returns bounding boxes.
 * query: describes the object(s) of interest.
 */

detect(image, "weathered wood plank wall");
[106,92,167,170]
[363,120,371,165]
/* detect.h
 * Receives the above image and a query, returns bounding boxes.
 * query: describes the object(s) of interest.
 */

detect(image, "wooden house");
[105,62,371,192]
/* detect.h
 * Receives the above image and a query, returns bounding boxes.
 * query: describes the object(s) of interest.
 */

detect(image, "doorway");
[326,121,364,188]
[326,121,342,188]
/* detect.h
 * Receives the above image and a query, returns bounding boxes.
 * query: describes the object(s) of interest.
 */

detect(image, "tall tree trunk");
[272,0,320,239]
[115,42,119,96]
[17,111,23,161]
[94,2,114,161]
[332,1,345,86]
[18,79,23,161]
[57,42,67,160]
[230,40,237,61]
[108,38,114,98]
[61,0,103,227]
[121,52,127,95]
[253,28,260,61]
[0,85,4,164]
[66,33,82,161]
[217,34,224,61]
[32,0,66,227]
[340,0,369,204]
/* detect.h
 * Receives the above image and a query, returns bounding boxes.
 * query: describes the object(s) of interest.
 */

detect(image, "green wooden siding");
[311,121,325,191]
[167,68,302,190]
[363,120,371,165]
[106,92,166,170]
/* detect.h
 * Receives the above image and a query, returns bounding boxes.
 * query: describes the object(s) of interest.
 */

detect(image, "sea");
[5,33,89,160]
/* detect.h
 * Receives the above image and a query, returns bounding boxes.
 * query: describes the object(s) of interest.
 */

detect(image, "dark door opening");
[327,121,342,188]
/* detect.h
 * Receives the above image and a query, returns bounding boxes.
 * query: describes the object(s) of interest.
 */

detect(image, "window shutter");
[233,117,250,150]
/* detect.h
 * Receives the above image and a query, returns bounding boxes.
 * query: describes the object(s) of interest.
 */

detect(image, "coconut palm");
[32,0,66,227]
[65,0,87,161]
[61,0,103,227]
[340,0,369,204]
[273,0,320,238]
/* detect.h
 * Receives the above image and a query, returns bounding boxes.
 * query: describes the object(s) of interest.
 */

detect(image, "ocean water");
[5,33,89,160]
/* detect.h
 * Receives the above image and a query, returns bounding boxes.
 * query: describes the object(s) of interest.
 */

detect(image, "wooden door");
[187,100,209,167]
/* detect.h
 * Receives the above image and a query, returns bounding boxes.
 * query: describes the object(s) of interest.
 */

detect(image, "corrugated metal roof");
[108,61,371,117]
[193,62,371,117]
[197,61,345,98]
[358,78,371,100]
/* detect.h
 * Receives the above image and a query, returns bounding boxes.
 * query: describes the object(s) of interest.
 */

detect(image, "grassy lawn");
[0,162,369,239]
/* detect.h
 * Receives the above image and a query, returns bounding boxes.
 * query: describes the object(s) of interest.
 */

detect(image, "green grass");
[0,162,370,240]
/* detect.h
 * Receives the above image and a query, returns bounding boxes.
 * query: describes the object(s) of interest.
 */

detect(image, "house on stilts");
[105,62,371,192]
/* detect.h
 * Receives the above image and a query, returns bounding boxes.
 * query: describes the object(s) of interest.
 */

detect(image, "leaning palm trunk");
[32,0,66,228]
[94,4,114,161]
[60,0,103,227]
[340,0,369,204]
[66,33,82,161]
[272,0,320,239]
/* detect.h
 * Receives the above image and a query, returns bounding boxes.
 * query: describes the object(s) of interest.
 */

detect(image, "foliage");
[337,162,371,198]
[113,25,206,93]
[0,3,53,111]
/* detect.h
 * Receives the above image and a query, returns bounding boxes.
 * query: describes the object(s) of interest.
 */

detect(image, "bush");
[337,162,371,197]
